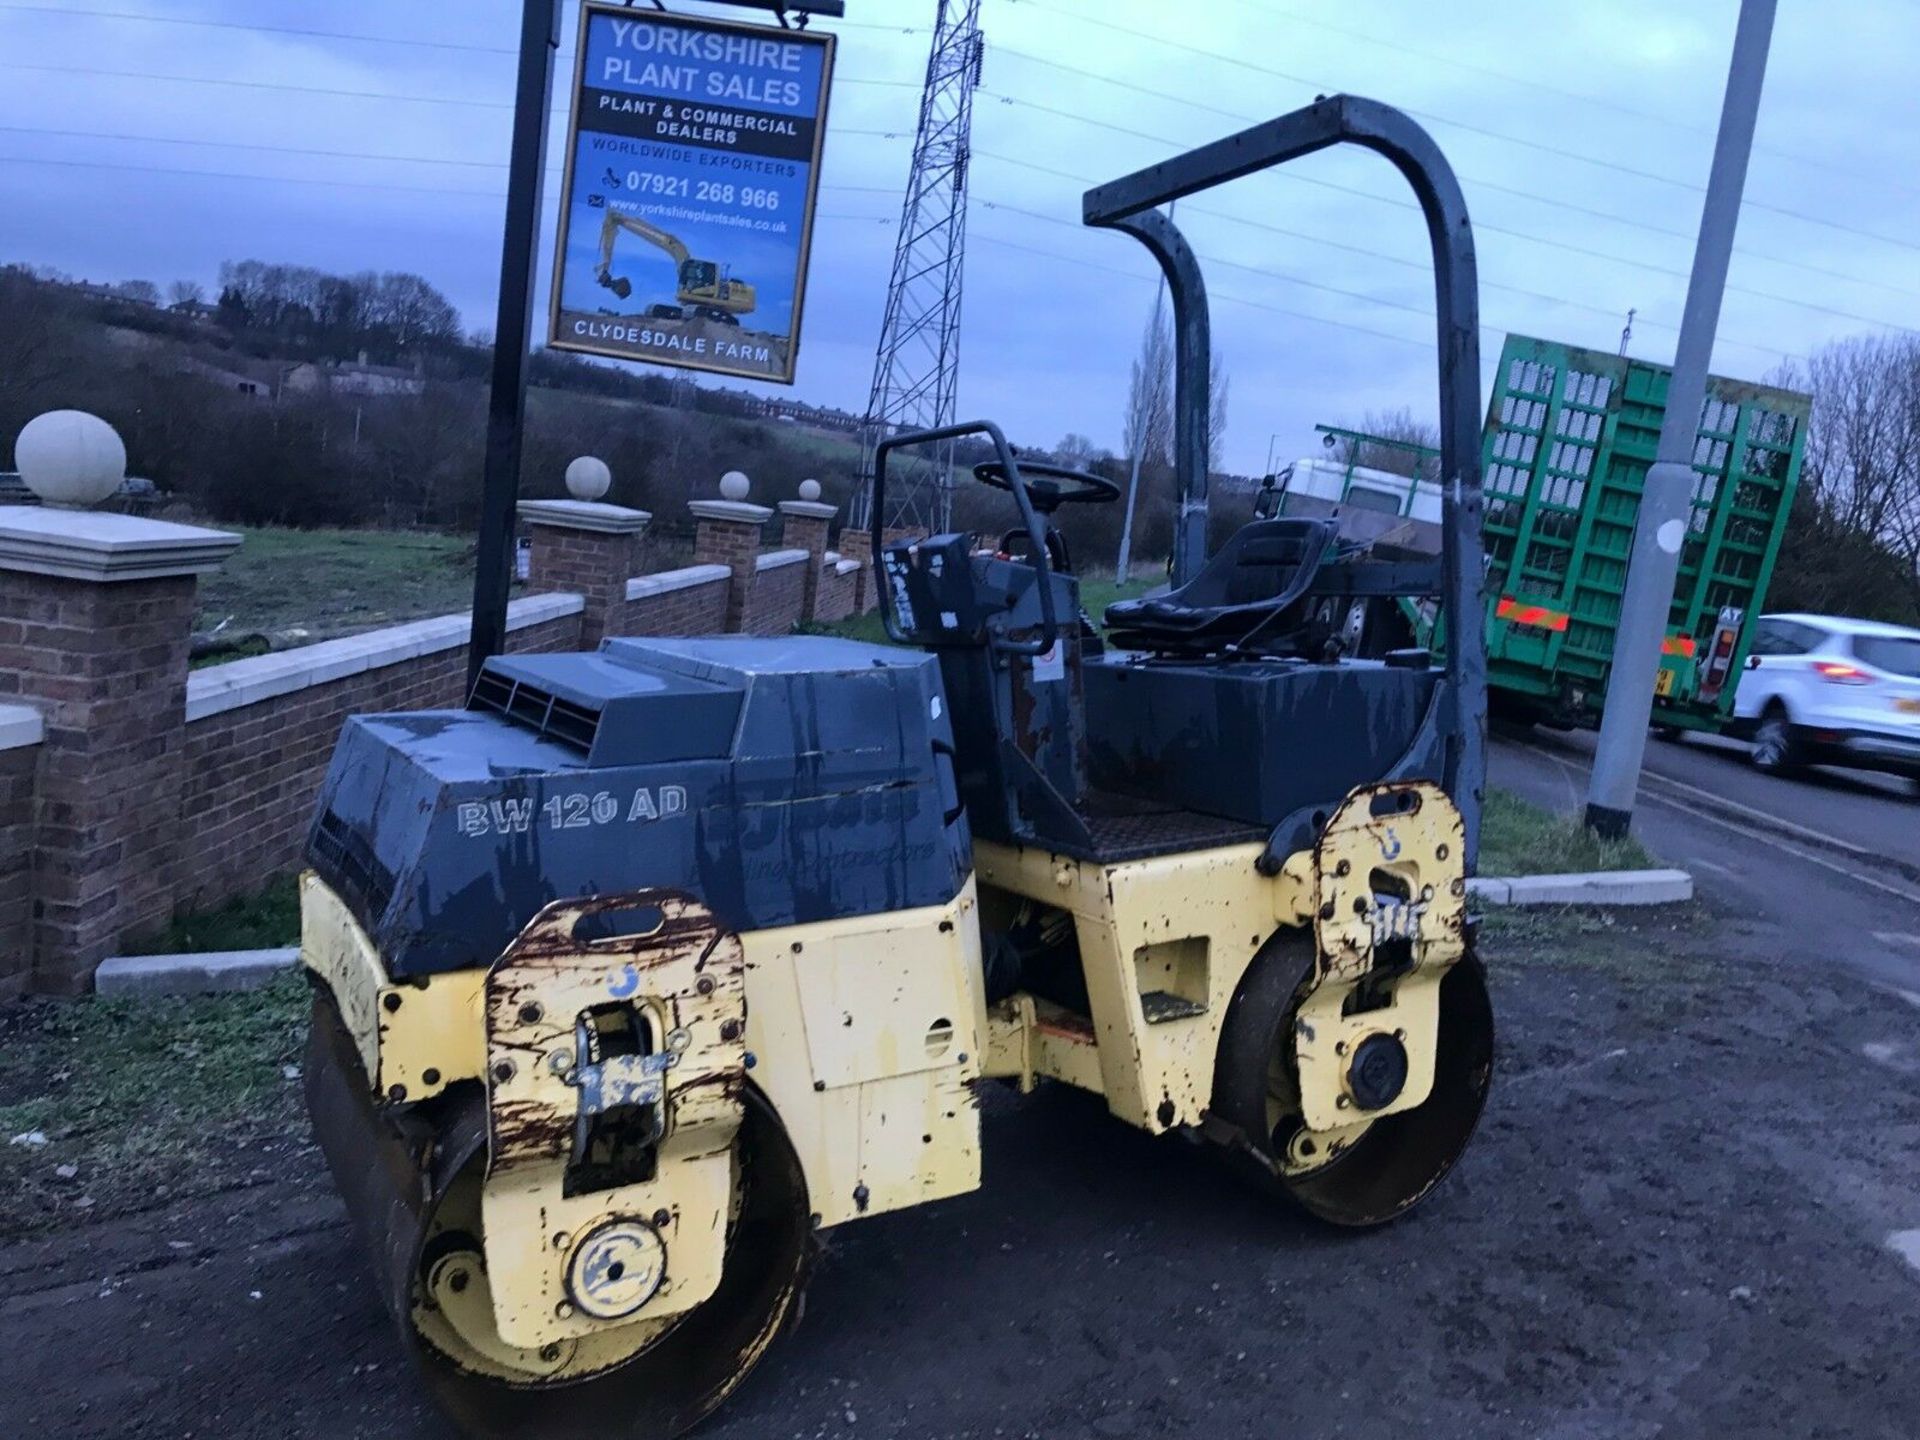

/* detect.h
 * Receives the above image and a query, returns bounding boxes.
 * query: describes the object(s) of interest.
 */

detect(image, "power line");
[999,0,1920,259]
[1223,0,1920,202]
[0,4,921,49]
[0,59,920,118]
[969,193,1797,365]
[969,147,1797,360]
[0,150,905,207]
[967,229,1427,352]
[0,121,905,171]
[979,49,1920,306]
[973,90,1920,335]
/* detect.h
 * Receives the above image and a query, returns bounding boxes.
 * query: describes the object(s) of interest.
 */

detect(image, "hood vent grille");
[468,668,601,753]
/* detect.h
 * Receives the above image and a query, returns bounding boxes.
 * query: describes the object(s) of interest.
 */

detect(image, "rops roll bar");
[1083,94,1488,854]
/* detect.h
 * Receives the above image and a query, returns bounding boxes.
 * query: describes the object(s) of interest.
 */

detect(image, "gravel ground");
[3,902,1918,1439]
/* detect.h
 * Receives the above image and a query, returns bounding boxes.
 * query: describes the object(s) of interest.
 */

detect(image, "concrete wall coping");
[688,499,773,524]
[832,557,861,576]
[0,508,241,582]
[754,548,808,572]
[184,591,584,722]
[518,498,652,535]
[625,563,730,601]
[0,702,44,750]
[777,500,838,520]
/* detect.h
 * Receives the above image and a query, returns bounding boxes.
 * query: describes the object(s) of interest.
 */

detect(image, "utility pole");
[1114,197,1173,587]
[1586,0,1776,839]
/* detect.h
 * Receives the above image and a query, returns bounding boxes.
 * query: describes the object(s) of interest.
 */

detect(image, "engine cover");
[306,635,969,978]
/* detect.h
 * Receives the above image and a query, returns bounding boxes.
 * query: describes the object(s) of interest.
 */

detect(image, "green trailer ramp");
[1469,333,1807,733]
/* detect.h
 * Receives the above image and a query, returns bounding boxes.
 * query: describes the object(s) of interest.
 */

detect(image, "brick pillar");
[690,498,772,632]
[517,499,650,649]
[837,533,875,618]
[778,497,837,621]
[0,508,240,992]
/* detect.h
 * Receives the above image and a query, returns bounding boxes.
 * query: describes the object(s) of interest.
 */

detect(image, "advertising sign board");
[548,3,835,383]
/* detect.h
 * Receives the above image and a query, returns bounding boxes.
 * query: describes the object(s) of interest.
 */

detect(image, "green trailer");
[1456,333,1808,733]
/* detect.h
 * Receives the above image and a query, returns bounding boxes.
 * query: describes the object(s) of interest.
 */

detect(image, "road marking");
[1510,739,1920,909]
[1873,932,1920,950]
[1690,857,1737,878]
[1888,1230,1920,1277]
[1517,739,1880,862]
[1861,1041,1908,1069]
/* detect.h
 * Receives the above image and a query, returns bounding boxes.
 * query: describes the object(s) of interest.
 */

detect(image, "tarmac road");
[6,903,1920,1440]
[1494,725,1920,996]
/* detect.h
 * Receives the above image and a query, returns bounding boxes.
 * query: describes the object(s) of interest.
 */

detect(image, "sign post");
[469,0,561,692]
[548,3,836,384]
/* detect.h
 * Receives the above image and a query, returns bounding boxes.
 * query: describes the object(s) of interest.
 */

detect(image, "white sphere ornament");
[719,470,751,502]
[565,455,611,501]
[798,478,822,502]
[15,410,127,507]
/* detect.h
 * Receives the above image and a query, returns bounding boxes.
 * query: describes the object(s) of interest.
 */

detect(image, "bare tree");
[1053,432,1102,467]
[1772,335,1920,611]
[1336,406,1439,479]
[1123,310,1175,470]
[1209,350,1230,471]
[168,279,206,308]
[113,278,161,306]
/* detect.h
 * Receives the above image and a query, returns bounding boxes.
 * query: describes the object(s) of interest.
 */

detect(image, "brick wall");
[742,553,808,636]
[0,711,41,1001]
[178,598,583,909]
[813,561,859,623]
[620,566,730,637]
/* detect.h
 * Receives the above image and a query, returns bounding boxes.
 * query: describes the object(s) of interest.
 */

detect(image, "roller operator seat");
[1103,518,1341,656]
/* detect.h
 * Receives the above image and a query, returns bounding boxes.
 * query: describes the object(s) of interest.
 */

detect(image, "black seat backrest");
[1102,518,1339,653]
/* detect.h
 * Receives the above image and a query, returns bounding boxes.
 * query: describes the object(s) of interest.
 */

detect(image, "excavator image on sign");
[595,209,757,325]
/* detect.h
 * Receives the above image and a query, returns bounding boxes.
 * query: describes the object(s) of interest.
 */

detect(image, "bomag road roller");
[300,96,1498,1438]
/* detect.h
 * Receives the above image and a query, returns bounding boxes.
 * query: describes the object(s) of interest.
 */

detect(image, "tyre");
[1751,704,1801,774]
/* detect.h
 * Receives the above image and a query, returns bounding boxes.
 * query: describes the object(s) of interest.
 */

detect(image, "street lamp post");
[1586,0,1777,839]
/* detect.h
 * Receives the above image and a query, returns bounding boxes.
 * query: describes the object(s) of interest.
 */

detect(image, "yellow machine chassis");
[302,875,987,1355]
[302,780,1466,1356]
[977,781,1469,1139]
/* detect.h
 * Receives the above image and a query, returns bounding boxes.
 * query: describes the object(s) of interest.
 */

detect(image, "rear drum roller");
[305,992,813,1440]
[1211,933,1493,1227]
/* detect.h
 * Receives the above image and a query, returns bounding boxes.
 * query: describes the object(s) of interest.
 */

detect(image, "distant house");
[169,298,219,322]
[177,355,272,398]
[283,352,427,399]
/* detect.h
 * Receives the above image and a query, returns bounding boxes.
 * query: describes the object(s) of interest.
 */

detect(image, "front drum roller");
[1210,932,1493,1227]
[305,991,813,1440]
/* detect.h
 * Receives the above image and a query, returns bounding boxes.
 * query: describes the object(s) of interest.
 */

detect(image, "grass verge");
[141,873,302,955]
[1479,787,1657,877]
[0,971,309,1237]
[193,525,474,644]
[814,573,1157,647]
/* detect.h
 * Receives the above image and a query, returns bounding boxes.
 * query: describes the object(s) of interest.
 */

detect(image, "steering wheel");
[972,460,1122,514]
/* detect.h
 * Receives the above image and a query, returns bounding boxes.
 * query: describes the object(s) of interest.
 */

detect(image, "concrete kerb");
[96,868,1692,997]
[1469,868,1694,908]
[95,947,299,996]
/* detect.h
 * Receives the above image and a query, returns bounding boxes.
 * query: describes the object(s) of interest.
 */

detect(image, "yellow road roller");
[301,95,1498,1437]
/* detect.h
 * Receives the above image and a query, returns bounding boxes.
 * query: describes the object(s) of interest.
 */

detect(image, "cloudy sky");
[3,0,1918,478]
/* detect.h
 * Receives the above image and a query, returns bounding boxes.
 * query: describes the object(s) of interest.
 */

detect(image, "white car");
[1731,613,1920,790]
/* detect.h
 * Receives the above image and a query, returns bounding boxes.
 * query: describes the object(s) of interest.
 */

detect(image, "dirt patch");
[3,905,1919,1438]
[0,974,308,1239]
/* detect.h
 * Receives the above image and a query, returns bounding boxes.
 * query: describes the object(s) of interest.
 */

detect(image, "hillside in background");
[0,262,1251,571]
